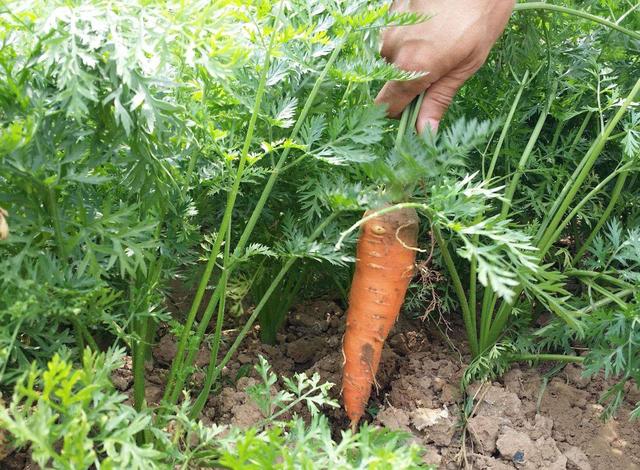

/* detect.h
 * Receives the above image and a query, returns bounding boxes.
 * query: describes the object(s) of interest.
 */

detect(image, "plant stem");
[578,288,635,315]
[71,318,85,352]
[540,162,634,257]
[537,77,640,252]
[187,223,231,417]
[133,313,148,413]
[566,269,633,289]
[572,171,628,263]
[473,71,529,336]
[501,80,557,217]
[477,80,556,349]
[163,11,280,400]
[189,213,338,417]
[78,322,98,351]
[0,318,23,382]
[508,353,584,363]
[514,3,640,40]
[164,36,348,406]
[432,225,478,356]
[46,186,66,258]
[486,70,530,181]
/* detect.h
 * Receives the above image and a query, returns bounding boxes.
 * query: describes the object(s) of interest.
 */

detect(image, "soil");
[2,298,639,469]
[184,298,640,470]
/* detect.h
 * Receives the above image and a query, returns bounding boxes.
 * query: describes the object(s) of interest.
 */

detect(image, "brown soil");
[3,299,639,469]
[185,298,640,470]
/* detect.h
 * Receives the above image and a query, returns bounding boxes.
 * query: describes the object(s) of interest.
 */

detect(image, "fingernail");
[426,118,439,133]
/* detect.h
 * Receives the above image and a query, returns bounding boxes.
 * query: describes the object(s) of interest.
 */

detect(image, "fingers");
[416,74,465,134]
[374,77,427,118]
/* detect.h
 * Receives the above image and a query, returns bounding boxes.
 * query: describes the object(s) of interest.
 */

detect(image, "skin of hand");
[375,0,515,133]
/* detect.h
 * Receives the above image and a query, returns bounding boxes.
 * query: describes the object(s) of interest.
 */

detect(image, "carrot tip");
[350,419,359,433]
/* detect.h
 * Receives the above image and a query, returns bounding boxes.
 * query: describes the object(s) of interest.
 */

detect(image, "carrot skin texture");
[342,206,419,429]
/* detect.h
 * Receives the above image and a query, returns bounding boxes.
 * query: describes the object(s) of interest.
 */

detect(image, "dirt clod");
[153,334,178,365]
[562,445,591,470]
[468,415,502,453]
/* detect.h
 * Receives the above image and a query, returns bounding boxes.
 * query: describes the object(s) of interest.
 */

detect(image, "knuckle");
[393,42,428,72]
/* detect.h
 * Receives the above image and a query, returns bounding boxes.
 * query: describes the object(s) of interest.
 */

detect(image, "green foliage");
[0,348,165,469]
[1,351,429,469]
[1,0,640,462]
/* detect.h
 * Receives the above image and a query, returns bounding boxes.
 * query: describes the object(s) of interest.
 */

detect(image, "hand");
[375,0,515,133]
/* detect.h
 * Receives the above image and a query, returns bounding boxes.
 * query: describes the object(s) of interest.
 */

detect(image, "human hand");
[375,0,515,133]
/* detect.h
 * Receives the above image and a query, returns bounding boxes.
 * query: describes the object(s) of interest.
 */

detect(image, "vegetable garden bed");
[1,0,639,468]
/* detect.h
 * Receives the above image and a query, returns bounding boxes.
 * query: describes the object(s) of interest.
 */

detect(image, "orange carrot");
[342,205,419,430]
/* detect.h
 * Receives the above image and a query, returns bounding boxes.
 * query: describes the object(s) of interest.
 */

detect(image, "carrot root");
[342,205,419,429]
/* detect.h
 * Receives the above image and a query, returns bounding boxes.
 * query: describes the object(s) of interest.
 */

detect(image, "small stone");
[513,451,525,464]
[473,455,516,470]
[497,427,539,463]
[563,446,591,470]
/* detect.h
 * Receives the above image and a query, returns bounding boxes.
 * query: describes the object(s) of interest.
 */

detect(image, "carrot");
[342,205,419,430]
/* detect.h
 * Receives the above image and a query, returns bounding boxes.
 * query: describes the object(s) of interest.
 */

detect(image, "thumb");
[416,75,465,134]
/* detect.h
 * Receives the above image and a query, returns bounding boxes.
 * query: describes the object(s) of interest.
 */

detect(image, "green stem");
[133,313,148,413]
[78,322,98,351]
[165,37,348,406]
[478,80,556,348]
[486,70,530,181]
[188,223,232,417]
[572,171,629,263]
[508,353,584,364]
[163,13,280,400]
[432,225,478,356]
[586,281,629,309]
[514,3,640,40]
[537,77,640,252]
[46,186,66,258]
[71,318,85,353]
[0,318,23,382]
[569,112,592,156]
[536,113,593,241]
[566,269,633,289]
[474,71,529,337]
[540,162,634,257]
[549,120,566,152]
[189,213,339,417]
[501,80,557,217]
[578,288,635,315]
